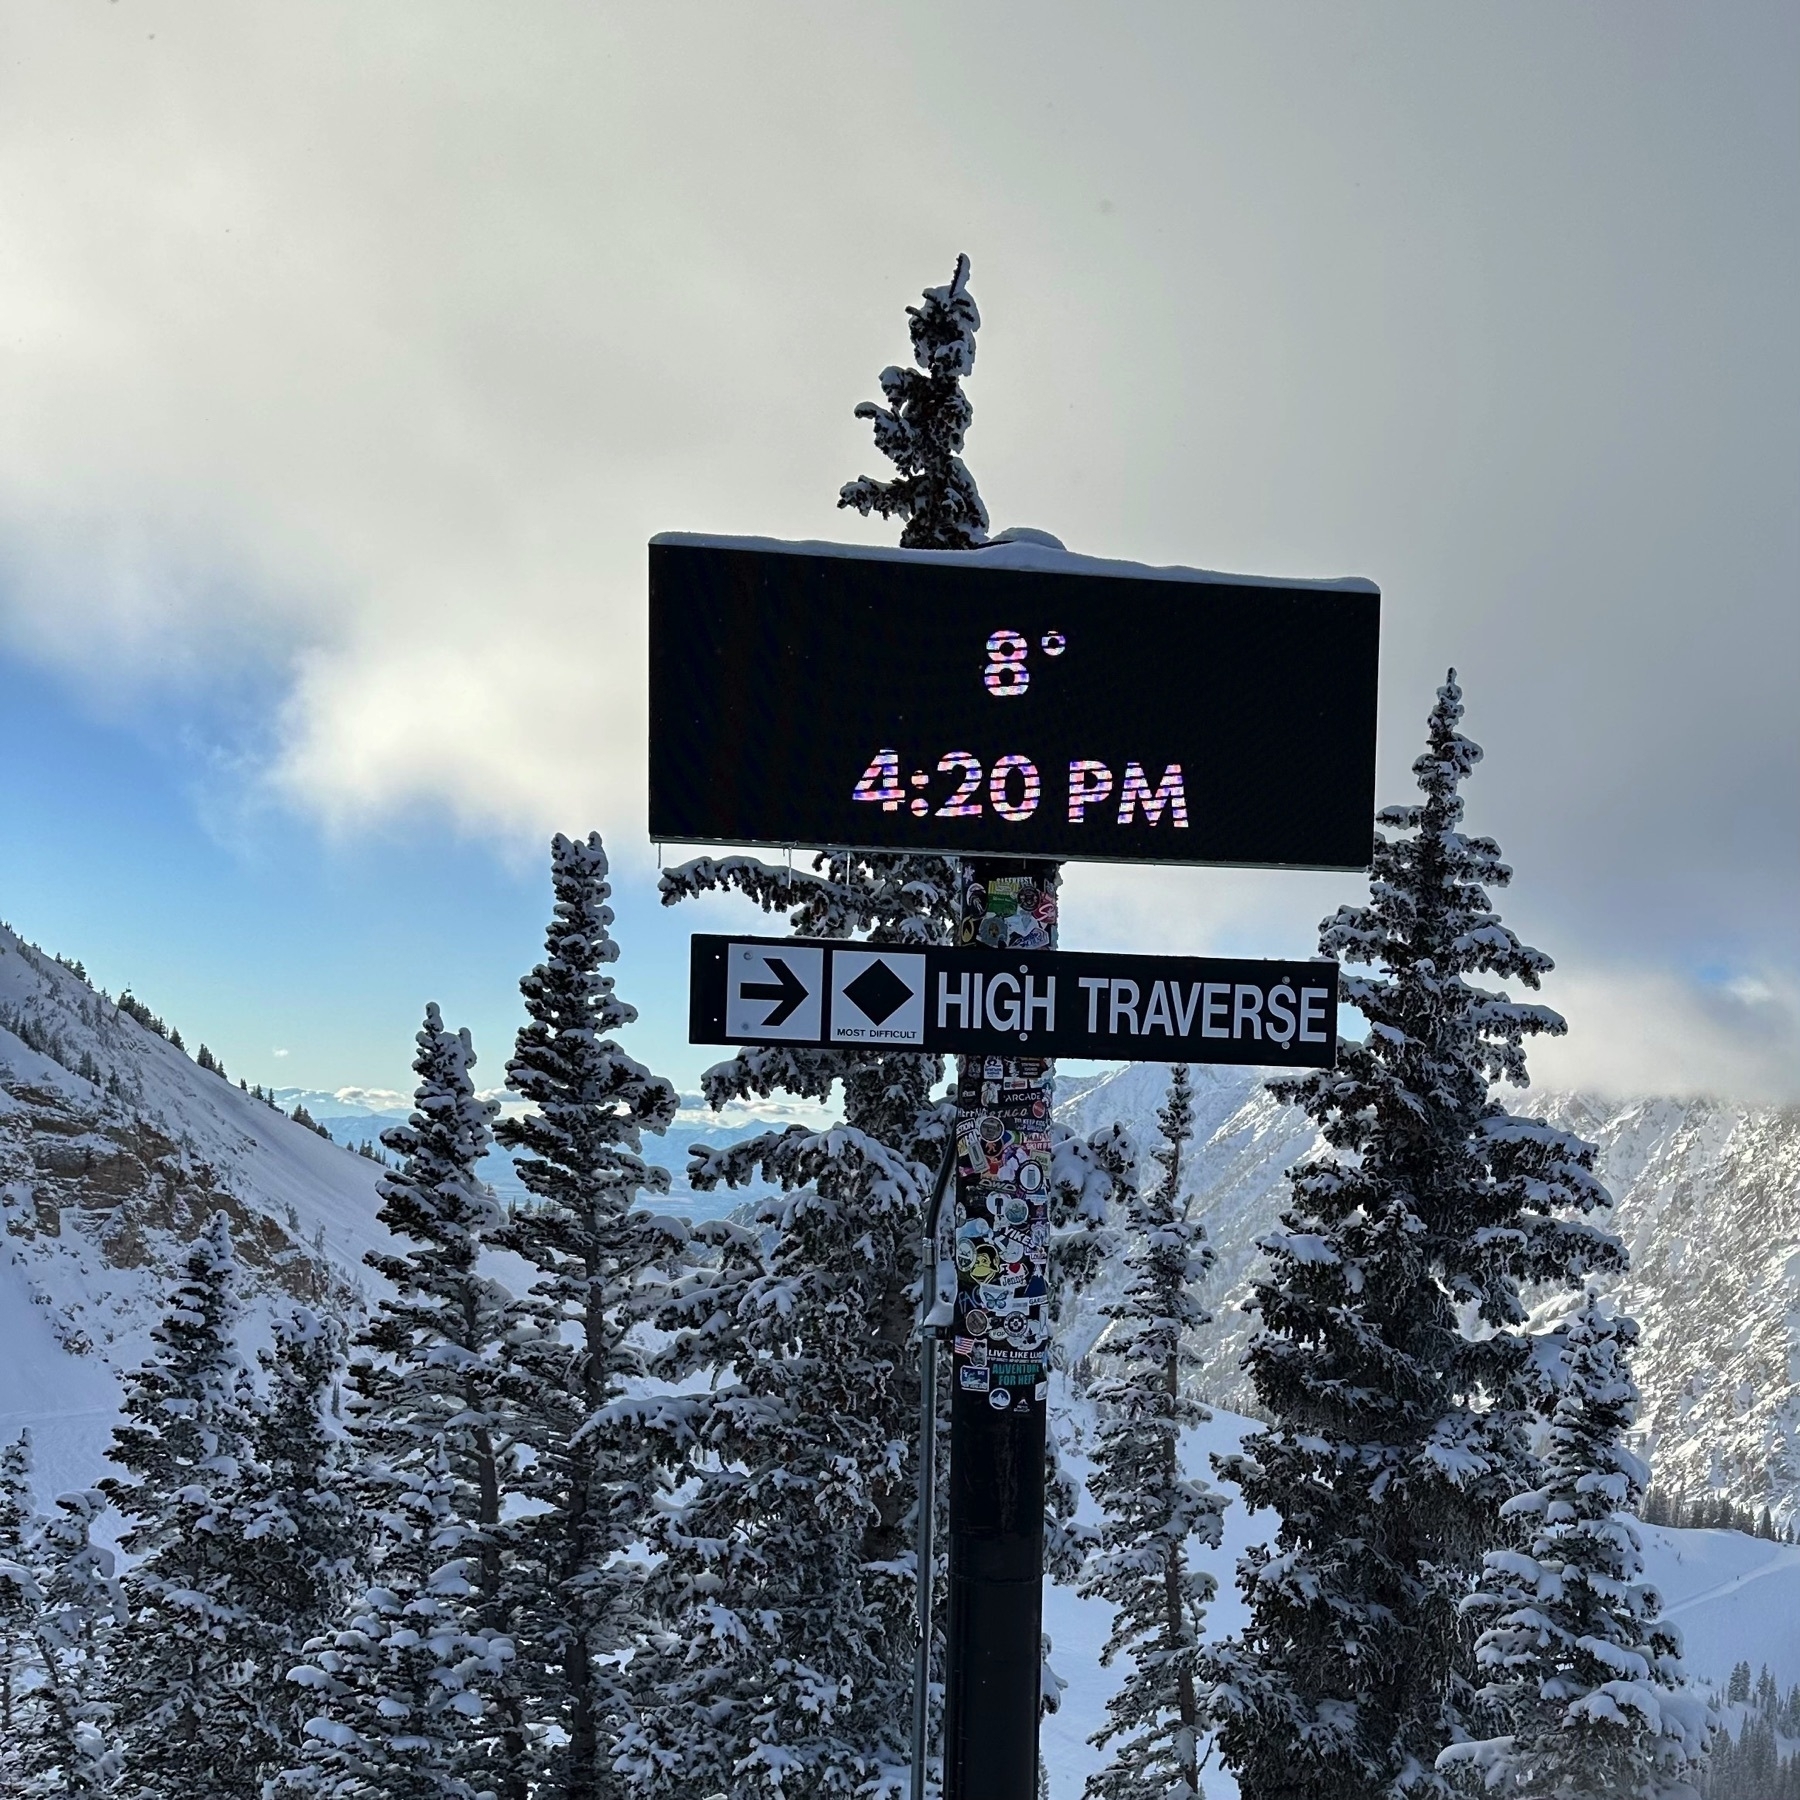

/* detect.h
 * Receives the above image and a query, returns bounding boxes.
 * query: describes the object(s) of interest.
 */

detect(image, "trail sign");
[648,535,1380,870]
[690,934,1339,1068]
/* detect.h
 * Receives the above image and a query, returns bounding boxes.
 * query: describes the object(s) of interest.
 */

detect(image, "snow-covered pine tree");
[99,1212,273,1798]
[635,859,1127,1799]
[630,270,991,1789]
[626,848,959,1798]
[1079,1065,1224,1800]
[838,252,989,549]
[292,1005,524,1799]
[1043,1116,1136,1593]
[1438,1295,1713,1799]
[630,265,1117,1793]
[240,1307,362,1761]
[488,830,681,1799]
[1200,672,1624,1800]
[283,1443,514,1800]
[19,1487,125,1798]
[1037,1114,1139,1744]
[0,1431,37,1784]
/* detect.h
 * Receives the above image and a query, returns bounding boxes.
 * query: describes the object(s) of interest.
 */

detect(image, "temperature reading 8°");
[980,627,1067,698]
[983,630,1029,697]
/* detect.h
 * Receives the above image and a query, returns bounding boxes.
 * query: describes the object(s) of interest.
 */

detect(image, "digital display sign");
[648,536,1380,870]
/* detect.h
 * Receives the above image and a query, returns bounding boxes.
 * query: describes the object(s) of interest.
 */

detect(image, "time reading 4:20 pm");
[850,624,1189,831]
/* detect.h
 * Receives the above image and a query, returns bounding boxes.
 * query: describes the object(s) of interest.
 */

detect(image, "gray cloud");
[0,2,1793,1094]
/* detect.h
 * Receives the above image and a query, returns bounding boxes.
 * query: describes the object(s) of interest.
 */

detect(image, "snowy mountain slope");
[1054,1064,1800,1521]
[1536,1093,1800,1515]
[0,922,818,1503]
[1040,1390,1800,1800]
[0,923,389,1501]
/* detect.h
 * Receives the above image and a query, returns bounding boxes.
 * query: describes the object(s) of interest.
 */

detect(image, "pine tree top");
[838,253,990,550]
[498,830,677,1191]
[372,1003,501,1271]
[100,1213,251,1544]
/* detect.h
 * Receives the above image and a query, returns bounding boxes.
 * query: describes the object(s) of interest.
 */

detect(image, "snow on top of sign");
[650,531,1379,595]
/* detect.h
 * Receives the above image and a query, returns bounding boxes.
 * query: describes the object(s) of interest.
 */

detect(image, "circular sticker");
[1019,1163,1043,1193]
[1005,1315,1028,1340]
[988,1388,1012,1410]
[964,1307,990,1336]
[1003,1196,1029,1226]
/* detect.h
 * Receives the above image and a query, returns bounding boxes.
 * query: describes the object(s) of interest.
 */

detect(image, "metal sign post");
[911,1138,958,1800]
[942,859,1058,1800]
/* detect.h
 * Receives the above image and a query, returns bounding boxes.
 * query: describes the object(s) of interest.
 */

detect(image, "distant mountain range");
[267,1085,805,1217]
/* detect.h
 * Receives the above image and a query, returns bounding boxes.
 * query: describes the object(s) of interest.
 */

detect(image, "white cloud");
[1522,966,1800,1106]
[0,3,1793,1100]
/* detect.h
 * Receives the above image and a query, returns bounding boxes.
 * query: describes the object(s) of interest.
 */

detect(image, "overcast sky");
[1,2,1795,1102]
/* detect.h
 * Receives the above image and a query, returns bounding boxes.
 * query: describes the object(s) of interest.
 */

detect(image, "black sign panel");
[690,935,1339,1067]
[649,536,1379,870]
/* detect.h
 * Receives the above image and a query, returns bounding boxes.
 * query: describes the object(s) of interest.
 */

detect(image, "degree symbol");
[1041,630,1066,656]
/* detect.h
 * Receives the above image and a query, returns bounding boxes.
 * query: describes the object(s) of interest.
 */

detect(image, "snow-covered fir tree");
[289,1006,524,1798]
[0,1431,38,1785]
[627,847,961,1798]
[0,1432,32,1728]
[490,830,681,1799]
[838,252,989,548]
[1439,1295,1713,1799]
[240,1307,362,1761]
[629,269,1117,1792]
[637,855,1124,1798]
[1043,1114,1136,1591]
[630,275,993,1790]
[18,1486,125,1798]
[99,1212,274,1798]
[1079,1065,1224,1800]
[1201,672,1625,1800]
[283,1445,514,1800]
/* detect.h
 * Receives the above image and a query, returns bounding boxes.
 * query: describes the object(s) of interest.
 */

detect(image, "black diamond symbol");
[843,958,913,1025]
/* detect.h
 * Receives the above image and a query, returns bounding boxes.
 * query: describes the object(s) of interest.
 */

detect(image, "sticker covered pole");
[943,858,1058,1800]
